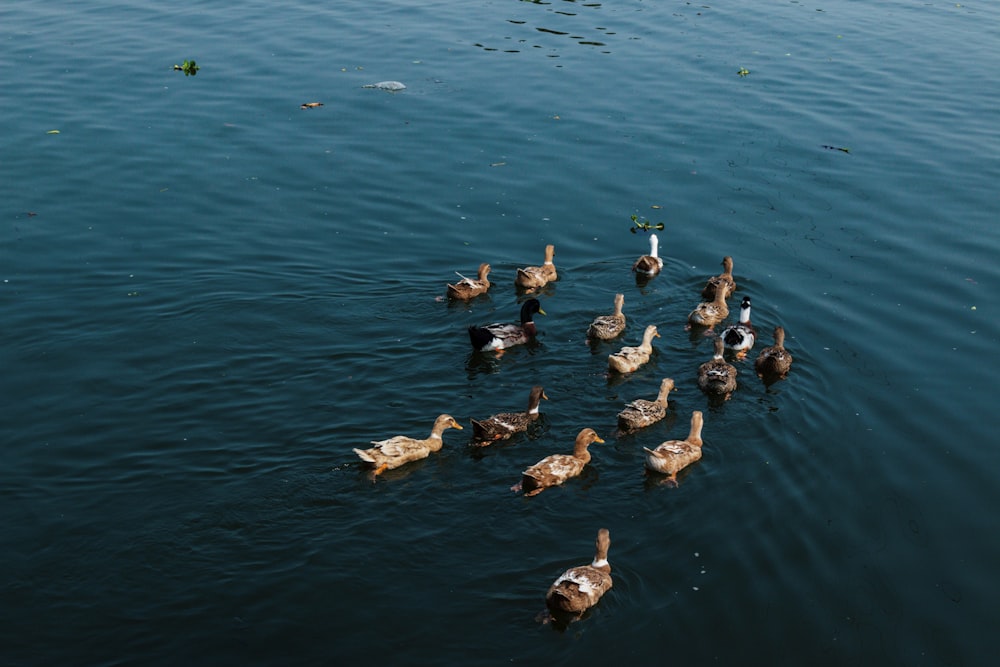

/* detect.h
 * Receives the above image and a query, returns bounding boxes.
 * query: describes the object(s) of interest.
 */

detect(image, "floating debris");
[630,214,664,234]
[363,81,406,91]
[300,102,324,109]
[822,145,851,154]
[46,130,60,134]
[173,60,200,76]
[737,67,750,77]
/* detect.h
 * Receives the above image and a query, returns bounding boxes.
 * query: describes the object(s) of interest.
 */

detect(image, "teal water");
[3,0,999,664]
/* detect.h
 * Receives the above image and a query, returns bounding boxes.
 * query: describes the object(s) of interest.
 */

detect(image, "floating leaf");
[822,144,851,154]
[737,67,750,77]
[173,59,200,76]
[300,102,324,109]
[47,130,60,134]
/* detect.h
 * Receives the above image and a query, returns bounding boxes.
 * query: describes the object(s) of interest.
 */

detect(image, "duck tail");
[353,448,375,463]
[468,325,493,351]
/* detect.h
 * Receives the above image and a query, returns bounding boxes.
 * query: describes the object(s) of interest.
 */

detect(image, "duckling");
[754,326,793,383]
[545,528,613,615]
[632,233,663,277]
[353,414,464,475]
[642,410,705,486]
[701,256,737,300]
[722,296,756,358]
[447,263,491,300]
[515,244,557,290]
[697,336,737,400]
[687,283,729,328]
[520,428,604,496]
[587,293,626,341]
[471,385,548,445]
[608,325,659,374]
[617,378,675,432]
[469,298,546,352]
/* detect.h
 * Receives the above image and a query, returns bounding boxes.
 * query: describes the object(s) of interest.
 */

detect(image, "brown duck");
[643,411,705,486]
[447,263,491,300]
[617,378,675,432]
[755,325,793,383]
[470,385,548,444]
[515,244,557,290]
[701,255,737,300]
[545,528,613,615]
[520,428,604,496]
[354,414,464,475]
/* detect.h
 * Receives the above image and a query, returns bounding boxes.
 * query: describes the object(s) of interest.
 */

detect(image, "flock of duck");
[352,236,794,619]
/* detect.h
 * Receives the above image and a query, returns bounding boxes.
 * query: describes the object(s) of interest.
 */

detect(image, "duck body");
[471,386,548,444]
[688,286,730,328]
[632,234,663,277]
[587,293,626,341]
[608,325,659,374]
[755,326,793,382]
[722,296,756,357]
[701,256,737,300]
[469,298,545,351]
[698,337,737,400]
[643,411,705,485]
[447,263,491,300]
[515,244,557,290]
[521,428,604,496]
[354,414,464,474]
[617,378,675,432]
[546,529,613,615]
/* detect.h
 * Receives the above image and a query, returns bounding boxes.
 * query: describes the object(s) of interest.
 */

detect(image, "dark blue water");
[3,1,999,664]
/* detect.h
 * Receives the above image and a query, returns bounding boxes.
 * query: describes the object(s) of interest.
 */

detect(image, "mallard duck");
[471,385,548,444]
[608,324,659,374]
[587,293,626,341]
[643,411,705,486]
[632,233,663,277]
[698,336,737,400]
[545,528,613,615]
[701,256,737,300]
[353,414,463,475]
[520,428,604,496]
[617,377,675,432]
[468,298,545,351]
[722,296,756,358]
[687,284,729,328]
[447,263,491,300]
[755,325,793,383]
[515,244,557,290]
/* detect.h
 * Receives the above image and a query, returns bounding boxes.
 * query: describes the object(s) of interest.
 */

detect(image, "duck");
[468,298,545,352]
[520,428,604,496]
[701,256,737,300]
[721,296,756,358]
[545,528,613,615]
[697,336,737,400]
[515,244,557,290]
[353,414,464,475]
[608,324,659,374]
[587,293,626,341]
[642,410,705,486]
[617,377,675,432]
[754,325,793,383]
[470,385,548,445]
[632,233,663,277]
[447,263,491,300]
[687,283,729,328]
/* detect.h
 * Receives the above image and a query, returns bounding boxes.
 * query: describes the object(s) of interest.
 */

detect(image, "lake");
[3,0,999,664]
